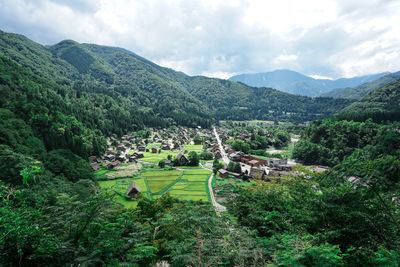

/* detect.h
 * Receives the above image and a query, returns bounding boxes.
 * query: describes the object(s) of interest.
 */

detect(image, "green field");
[140,151,179,164]
[146,142,161,149]
[98,177,150,208]
[183,144,203,151]
[98,167,211,206]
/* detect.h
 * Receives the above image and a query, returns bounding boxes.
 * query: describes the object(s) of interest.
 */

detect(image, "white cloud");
[0,0,399,79]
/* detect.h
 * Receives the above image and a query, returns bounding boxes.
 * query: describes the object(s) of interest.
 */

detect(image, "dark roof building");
[126,182,141,199]
[218,169,229,178]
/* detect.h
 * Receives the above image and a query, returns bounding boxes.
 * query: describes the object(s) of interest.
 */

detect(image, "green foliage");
[293,118,400,166]
[188,151,200,166]
[273,130,291,149]
[341,78,400,114]
[228,139,251,154]
[158,160,166,168]
[266,234,343,266]
[44,149,93,182]
[199,151,213,160]
[20,164,40,186]
[0,144,32,185]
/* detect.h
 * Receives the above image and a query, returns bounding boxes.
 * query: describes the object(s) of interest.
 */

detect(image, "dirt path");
[207,173,227,213]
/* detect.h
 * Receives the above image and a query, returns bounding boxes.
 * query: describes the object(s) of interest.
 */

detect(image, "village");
[89,124,328,209]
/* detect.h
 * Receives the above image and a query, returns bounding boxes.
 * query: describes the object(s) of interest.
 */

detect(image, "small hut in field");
[126,182,141,199]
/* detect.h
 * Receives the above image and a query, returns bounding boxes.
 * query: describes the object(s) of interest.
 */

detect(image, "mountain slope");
[229,69,388,97]
[0,29,355,124]
[319,71,400,99]
[340,79,400,114]
[0,30,215,128]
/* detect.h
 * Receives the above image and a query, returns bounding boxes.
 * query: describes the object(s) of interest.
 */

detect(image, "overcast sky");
[1,0,400,79]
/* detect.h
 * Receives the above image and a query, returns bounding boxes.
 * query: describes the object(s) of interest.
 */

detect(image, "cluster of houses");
[88,127,217,171]
[214,127,297,180]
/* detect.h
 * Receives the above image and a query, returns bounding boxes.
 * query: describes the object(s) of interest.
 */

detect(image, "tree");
[188,151,200,166]
[234,163,242,174]
[158,160,166,168]
[227,162,235,172]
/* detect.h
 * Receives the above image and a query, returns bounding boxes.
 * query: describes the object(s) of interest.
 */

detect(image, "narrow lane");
[213,127,230,165]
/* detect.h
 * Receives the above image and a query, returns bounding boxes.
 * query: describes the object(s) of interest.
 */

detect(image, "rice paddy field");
[183,144,203,151]
[96,167,212,208]
[140,151,179,164]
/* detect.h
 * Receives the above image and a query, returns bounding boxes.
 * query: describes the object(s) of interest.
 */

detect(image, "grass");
[251,154,269,160]
[183,169,212,175]
[181,174,209,182]
[146,142,161,149]
[97,151,212,204]
[141,169,210,202]
[183,144,203,151]
[142,170,181,177]
[98,177,149,209]
[175,165,203,169]
[140,151,179,164]
[147,180,177,193]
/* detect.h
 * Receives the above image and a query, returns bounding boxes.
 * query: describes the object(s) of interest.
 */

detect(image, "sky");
[1,0,400,79]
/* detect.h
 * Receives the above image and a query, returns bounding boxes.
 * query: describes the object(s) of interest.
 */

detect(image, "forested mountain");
[0,30,354,124]
[179,76,355,121]
[319,71,400,99]
[229,69,388,97]
[340,78,400,115]
[0,30,215,130]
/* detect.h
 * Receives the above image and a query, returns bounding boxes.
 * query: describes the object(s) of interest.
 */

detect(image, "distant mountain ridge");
[319,71,400,100]
[229,69,389,97]
[0,29,354,125]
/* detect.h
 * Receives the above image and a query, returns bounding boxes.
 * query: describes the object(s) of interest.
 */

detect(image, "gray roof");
[126,181,141,195]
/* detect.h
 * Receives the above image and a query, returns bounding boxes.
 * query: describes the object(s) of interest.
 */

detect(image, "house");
[138,146,146,152]
[218,169,229,178]
[116,155,125,162]
[229,152,244,162]
[90,162,100,171]
[164,159,171,166]
[249,168,267,180]
[194,139,202,145]
[116,145,126,152]
[274,164,292,171]
[126,182,141,199]
[173,142,180,150]
[232,172,241,178]
[314,166,329,173]
[134,152,144,159]
[151,148,158,153]
[107,160,121,169]
[161,144,170,150]
[106,154,115,161]
[241,156,267,166]
[176,152,189,165]
[214,151,222,159]
[267,158,287,167]
[129,156,137,162]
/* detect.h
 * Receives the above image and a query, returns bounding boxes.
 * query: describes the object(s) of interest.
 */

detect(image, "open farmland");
[97,167,212,207]
[140,151,179,164]
[98,177,149,208]
[183,144,203,151]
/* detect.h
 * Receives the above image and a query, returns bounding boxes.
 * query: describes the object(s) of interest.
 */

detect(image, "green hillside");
[340,78,400,114]
[0,30,355,124]
[319,72,400,99]
[0,30,214,129]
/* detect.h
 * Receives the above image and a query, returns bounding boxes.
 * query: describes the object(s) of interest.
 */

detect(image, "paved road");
[213,127,230,165]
